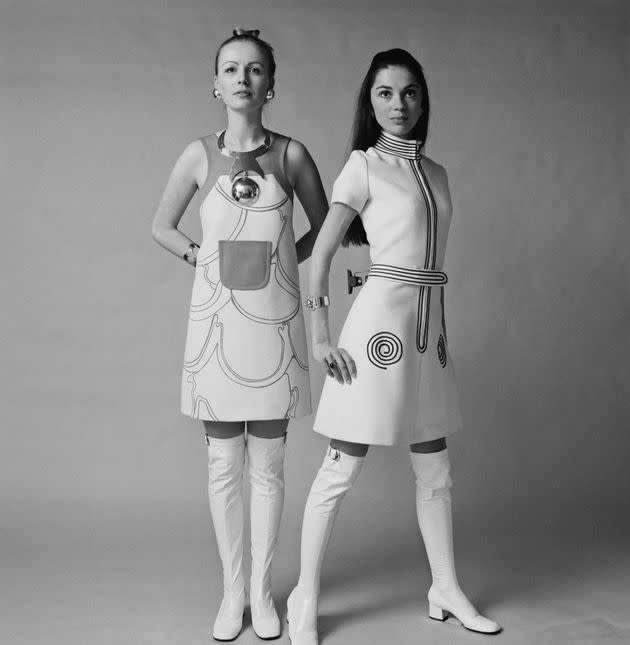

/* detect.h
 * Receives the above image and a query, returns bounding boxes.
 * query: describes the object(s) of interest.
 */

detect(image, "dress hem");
[312,422,462,446]
[181,409,312,422]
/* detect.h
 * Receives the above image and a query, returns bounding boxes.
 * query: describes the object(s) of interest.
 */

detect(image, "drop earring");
[266,89,275,101]
[213,89,222,100]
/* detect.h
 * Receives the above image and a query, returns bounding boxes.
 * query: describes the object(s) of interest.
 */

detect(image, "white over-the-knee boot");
[247,433,285,640]
[410,449,502,635]
[287,447,365,645]
[207,434,247,641]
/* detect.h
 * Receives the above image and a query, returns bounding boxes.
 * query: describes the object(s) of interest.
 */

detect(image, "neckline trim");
[216,130,271,181]
[217,130,271,157]
[374,131,422,159]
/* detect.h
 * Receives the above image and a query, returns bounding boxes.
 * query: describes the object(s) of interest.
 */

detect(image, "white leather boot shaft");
[207,434,247,641]
[247,433,285,639]
[410,450,501,635]
[287,448,365,645]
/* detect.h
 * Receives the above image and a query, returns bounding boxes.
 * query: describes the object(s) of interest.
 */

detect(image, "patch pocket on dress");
[219,240,272,290]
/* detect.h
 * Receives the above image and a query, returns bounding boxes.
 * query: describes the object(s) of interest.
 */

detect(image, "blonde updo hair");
[214,28,276,89]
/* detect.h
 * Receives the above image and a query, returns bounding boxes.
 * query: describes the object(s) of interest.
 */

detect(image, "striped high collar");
[374,131,422,159]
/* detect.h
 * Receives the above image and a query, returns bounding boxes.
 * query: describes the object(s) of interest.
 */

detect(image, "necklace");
[217,130,271,205]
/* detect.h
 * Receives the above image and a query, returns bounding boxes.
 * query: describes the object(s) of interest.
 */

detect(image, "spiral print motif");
[437,334,447,368]
[367,332,403,370]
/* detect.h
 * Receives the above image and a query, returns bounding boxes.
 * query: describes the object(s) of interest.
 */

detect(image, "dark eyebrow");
[375,83,420,91]
[221,60,265,67]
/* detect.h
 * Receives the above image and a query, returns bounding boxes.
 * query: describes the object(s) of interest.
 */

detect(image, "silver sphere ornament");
[231,175,260,205]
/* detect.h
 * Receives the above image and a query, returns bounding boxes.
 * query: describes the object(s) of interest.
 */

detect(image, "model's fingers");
[336,350,355,384]
[325,353,343,384]
[323,355,337,379]
[339,349,357,379]
[332,350,352,384]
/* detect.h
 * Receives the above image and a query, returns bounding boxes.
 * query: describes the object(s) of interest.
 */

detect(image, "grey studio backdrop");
[2,1,629,644]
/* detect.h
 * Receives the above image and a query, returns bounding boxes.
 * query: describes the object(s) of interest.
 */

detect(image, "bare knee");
[247,419,289,439]
[203,420,245,440]
[410,437,446,454]
[329,439,369,458]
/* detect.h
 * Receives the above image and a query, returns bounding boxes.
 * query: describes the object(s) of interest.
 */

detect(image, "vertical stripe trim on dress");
[409,159,438,353]
[373,131,439,355]
[440,287,448,344]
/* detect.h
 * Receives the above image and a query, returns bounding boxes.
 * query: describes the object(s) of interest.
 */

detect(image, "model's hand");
[313,342,357,385]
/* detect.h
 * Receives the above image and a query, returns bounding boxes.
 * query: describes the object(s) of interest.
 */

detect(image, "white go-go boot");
[247,434,286,639]
[410,449,502,635]
[206,434,247,641]
[287,447,365,645]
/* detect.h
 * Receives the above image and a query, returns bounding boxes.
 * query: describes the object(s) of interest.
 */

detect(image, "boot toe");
[212,616,243,641]
[252,612,281,639]
[463,615,502,635]
[212,592,246,641]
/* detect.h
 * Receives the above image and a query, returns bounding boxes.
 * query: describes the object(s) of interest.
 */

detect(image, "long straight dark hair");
[342,49,430,247]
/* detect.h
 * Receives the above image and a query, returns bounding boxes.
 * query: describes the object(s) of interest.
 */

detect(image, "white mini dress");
[313,132,462,445]
[181,132,311,421]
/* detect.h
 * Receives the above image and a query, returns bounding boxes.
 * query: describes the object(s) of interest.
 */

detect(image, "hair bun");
[233,28,260,38]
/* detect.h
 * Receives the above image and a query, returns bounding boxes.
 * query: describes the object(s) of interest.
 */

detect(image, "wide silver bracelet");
[183,242,200,267]
[304,295,330,310]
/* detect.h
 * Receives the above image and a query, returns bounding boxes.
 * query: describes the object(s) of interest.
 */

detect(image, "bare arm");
[151,140,205,262]
[308,202,358,384]
[440,165,453,217]
[285,140,328,264]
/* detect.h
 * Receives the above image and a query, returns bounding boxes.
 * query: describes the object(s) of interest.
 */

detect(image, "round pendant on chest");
[231,175,260,205]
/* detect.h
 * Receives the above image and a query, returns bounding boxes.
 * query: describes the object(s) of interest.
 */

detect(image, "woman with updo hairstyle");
[286,48,502,643]
[152,28,327,641]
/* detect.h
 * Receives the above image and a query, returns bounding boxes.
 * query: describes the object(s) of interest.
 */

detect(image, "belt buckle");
[347,268,369,294]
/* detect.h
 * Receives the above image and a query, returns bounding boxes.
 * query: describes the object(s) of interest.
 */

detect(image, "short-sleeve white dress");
[312,131,462,445]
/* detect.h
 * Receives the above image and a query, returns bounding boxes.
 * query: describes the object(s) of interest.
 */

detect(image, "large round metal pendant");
[231,176,260,205]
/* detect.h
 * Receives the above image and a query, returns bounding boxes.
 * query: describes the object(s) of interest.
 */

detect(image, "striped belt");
[368,263,448,286]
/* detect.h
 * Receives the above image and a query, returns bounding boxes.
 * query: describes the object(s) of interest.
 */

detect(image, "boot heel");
[429,604,447,621]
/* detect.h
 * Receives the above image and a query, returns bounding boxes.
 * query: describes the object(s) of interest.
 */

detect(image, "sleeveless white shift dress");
[181,131,311,421]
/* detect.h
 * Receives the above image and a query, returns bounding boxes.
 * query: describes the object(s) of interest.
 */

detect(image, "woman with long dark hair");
[152,29,327,641]
[287,49,502,643]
